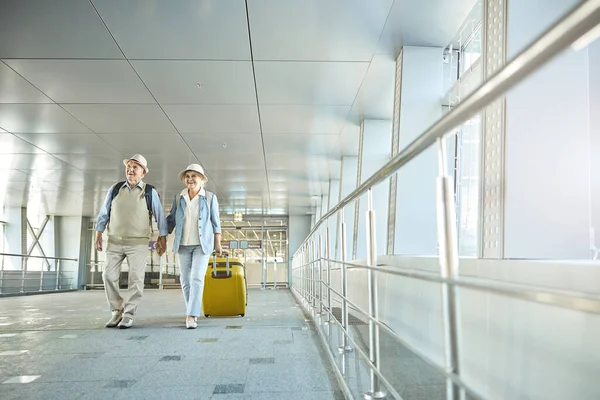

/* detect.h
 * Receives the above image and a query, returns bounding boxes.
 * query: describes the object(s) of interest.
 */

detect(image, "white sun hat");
[123,154,149,173]
[179,163,207,182]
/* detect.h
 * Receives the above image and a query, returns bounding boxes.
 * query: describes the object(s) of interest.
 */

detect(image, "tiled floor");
[0,289,344,400]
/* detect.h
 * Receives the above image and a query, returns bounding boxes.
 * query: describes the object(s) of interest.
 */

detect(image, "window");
[444,0,483,257]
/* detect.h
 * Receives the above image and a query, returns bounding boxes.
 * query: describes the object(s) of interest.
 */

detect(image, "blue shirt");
[167,190,221,254]
[95,180,168,237]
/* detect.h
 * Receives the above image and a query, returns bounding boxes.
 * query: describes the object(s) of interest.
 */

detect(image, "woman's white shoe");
[186,319,197,329]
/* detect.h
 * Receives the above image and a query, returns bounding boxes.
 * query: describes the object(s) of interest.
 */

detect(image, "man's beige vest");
[107,185,151,246]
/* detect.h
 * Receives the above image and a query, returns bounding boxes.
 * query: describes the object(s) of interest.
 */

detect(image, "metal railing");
[87,260,105,289]
[85,256,181,290]
[291,1,600,399]
[0,253,77,295]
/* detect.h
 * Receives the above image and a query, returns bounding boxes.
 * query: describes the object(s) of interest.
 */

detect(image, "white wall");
[339,156,358,260]
[2,206,22,270]
[395,46,443,255]
[589,39,600,250]
[288,215,311,284]
[54,216,83,289]
[356,120,391,260]
[504,0,591,259]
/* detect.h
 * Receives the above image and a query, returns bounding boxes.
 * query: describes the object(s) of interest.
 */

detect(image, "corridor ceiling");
[0,0,475,217]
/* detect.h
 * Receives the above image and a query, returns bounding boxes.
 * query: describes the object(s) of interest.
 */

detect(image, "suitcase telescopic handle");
[212,251,230,275]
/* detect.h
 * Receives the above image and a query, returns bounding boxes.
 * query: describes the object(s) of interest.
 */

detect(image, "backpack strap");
[144,183,155,233]
[110,181,127,204]
[108,181,126,220]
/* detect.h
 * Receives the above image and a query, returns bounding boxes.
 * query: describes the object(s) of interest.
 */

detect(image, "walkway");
[0,289,343,400]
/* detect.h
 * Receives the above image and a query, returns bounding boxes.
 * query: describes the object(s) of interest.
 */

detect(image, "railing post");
[365,188,386,400]
[89,262,94,288]
[20,257,26,293]
[159,255,163,290]
[338,208,352,354]
[55,259,61,290]
[273,258,278,290]
[303,246,307,304]
[39,263,45,292]
[303,245,308,307]
[317,234,323,317]
[310,239,318,315]
[436,138,463,400]
[0,254,4,295]
[325,225,331,325]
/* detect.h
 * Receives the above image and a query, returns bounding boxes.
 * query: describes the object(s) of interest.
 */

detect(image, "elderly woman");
[167,164,222,329]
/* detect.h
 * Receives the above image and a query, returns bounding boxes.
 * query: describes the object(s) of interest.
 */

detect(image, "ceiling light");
[234,212,243,222]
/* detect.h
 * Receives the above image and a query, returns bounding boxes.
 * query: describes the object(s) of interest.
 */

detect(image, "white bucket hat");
[123,154,149,173]
[179,163,207,182]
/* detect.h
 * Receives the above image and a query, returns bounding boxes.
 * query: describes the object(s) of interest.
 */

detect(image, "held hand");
[214,245,222,256]
[156,236,167,257]
[95,233,103,252]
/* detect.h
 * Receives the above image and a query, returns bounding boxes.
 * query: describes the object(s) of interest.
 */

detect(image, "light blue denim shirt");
[95,180,168,237]
[167,190,221,254]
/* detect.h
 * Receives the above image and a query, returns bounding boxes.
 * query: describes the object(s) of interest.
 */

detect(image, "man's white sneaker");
[118,316,134,329]
[105,311,123,328]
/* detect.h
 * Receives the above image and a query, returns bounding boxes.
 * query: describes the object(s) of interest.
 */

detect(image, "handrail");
[0,253,78,262]
[295,0,600,256]
[297,256,600,314]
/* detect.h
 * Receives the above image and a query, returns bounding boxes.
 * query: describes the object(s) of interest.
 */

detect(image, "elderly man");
[95,154,167,329]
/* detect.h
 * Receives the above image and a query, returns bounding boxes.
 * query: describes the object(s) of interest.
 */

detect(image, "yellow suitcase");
[202,255,247,317]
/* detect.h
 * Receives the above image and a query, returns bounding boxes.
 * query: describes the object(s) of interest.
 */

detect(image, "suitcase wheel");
[204,314,210,318]
[240,314,244,317]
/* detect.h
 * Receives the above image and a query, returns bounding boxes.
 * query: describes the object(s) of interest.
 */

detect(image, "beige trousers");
[102,243,148,317]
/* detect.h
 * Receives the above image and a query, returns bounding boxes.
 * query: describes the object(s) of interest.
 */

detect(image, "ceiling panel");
[99,133,191,155]
[338,124,361,156]
[15,133,118,155]
[0,133,45,154]
[22,168,87,183]
[197,154,266,171]
[184,133,264,156]
[5,60,154,104]
[260,105,349,134]
[255,61,369,105]
[132,60,256,105]
[346,54,395,123]
[267,154,334,179]
[210,170,266,186]
[0,170,28,183]
[164,105,260,134]
[92,0,251,60]
[376,0,477,55]
[263,134,339,156]
[247,0,393,61]
[0,0,122,59]
[62,104,177,134]
[0,62,52,104]
[3,181,61,193]
[0,154,72,170]
[0,104,93,133]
